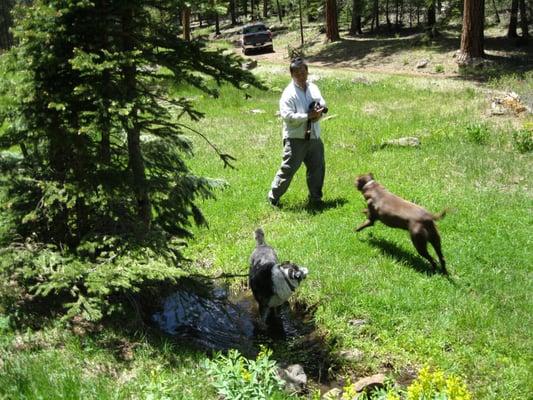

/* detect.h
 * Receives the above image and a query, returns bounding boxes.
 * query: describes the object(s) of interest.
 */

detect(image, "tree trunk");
[518,0,529,38]
[263,0,268,18]
[350,0,363,34]
[230,0,237,25]
[181,6,191,41]
[325,0,340,41]
[374,0,380,30]
[276,0,282,22]
[386,0,392,31]
[298,0,304,46]
[508,0,518,37]
[215,11,220,35]
[490,0,500,23]
[121,5,151,232]
[0,0,14,50]
[427,1,436,26]
[457,0,485,66]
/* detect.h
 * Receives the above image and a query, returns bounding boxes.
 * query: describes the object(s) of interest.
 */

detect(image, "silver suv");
[240,22,273,55]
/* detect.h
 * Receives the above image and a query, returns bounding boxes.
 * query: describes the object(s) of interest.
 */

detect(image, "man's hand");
[308,107,324,122]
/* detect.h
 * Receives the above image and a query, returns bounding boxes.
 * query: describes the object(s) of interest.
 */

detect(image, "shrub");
[407,366,472,400]
[204,347,285,400]
[512,128,533,153]
[465,122,490,144]
[435,65,445,73]
[339,366,472,400]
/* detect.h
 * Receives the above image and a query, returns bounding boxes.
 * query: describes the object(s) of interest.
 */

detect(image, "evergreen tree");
[0,0,260,320]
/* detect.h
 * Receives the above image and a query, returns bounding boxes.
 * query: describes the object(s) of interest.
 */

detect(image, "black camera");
[308,101,328,114]
[305,101,328,139]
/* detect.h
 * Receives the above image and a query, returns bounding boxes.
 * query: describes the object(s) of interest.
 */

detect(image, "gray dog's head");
[279,261,308,287]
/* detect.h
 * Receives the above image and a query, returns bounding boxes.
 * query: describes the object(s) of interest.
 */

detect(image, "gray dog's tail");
[254,228,266,246]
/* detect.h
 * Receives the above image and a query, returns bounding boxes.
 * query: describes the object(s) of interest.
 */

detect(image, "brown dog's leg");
[355,219,374,232]
[428,227,447,274]
[409,228,438,270]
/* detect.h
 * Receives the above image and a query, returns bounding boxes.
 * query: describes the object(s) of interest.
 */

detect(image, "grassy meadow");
[180,66,532,399]
[1,65,532,399]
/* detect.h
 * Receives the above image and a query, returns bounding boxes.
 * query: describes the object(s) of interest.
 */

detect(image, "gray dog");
[249,228,308,324]
[355,173,448,274]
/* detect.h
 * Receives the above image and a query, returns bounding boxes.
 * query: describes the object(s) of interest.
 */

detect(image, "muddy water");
[151,278,334,381]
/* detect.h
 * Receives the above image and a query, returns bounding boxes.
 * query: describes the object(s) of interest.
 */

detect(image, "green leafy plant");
[465,122,490,144]
[435,65,444,73]
[406,366,472,400]
[204,347,285,400]
[512,128,533,153]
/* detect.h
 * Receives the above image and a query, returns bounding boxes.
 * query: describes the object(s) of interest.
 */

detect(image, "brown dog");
[355,173,447,274]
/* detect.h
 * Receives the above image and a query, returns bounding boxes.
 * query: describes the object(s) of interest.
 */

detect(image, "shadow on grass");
[283,197,349,214]
[363,235,450,277]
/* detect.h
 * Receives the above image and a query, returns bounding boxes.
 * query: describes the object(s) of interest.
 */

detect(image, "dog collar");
[362,179,375,189]
[283,274,297,292]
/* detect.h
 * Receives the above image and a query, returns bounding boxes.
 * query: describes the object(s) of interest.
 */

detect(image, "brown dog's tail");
[432,209,448,221]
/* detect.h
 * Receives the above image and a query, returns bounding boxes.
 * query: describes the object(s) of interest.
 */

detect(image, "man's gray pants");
[269,138,325,202]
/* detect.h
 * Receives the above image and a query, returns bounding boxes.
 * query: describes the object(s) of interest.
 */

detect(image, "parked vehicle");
[240,22,273,55]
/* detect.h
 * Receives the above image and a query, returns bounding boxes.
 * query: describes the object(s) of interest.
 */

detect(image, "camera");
[308,101,328,114]
[305,101,328,139]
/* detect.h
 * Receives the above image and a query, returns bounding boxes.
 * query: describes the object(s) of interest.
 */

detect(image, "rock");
[381,137,421,148]
[416,59,429,69]
[354,373,386,393]
[322,387,343,399]
[348,318,368,327]
[278,364,307,394]
[337,349,364,363]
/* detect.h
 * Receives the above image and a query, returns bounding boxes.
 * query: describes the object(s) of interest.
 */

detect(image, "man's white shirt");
[279,80,326,140]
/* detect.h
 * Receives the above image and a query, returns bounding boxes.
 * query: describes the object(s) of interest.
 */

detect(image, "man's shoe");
[308,197,323,208]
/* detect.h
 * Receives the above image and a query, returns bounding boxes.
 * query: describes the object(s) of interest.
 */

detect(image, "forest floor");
[216,22,532,80]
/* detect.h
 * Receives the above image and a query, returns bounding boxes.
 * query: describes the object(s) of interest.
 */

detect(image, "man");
[267,57,327,207]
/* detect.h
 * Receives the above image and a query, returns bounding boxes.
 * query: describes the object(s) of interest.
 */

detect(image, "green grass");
[178,68,532,399]
[0,318,216,400]
[1,68,532,399]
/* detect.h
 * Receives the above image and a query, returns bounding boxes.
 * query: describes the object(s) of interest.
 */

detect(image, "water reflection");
[152,284,257,355]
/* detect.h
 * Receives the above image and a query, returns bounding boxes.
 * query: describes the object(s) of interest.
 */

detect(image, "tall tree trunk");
[263,0,268,18]
[215,12,220,35]
[276,0,282,22]
[181,6,191,41]
[457,0,485,66]
[374,0,379,31]
[0,0,14,50]
[325,0,340,41]
[298,0,304,45]
[230,0,237,25]
[490,0,500,23]
[121,5,151,231]
[427,1,436,26]
[386,0,392,31]
[518,0,529,38]
[508,0,518,37]
[350,0,363,34]
[394,0,399,30]
[251,0,254,20]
